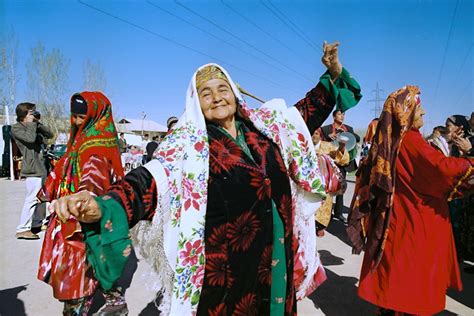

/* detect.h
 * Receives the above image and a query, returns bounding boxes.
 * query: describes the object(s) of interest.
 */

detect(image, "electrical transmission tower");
[368,82,385,118]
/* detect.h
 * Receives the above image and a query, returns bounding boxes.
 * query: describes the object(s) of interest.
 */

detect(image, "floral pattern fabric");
[85,64,361,315]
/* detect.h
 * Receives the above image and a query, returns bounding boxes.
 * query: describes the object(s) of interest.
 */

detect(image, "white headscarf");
[135,63,327,314]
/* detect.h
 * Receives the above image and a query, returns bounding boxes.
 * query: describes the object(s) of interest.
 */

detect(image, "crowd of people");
[9,41,473,316]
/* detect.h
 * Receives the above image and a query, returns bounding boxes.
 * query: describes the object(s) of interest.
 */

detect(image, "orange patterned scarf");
[347,85,420,268]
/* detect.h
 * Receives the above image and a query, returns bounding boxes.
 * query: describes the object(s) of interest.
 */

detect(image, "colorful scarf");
[347,85,420,268]
[39,91,124,202]
[134,63,329,315]
[363,118,379,144]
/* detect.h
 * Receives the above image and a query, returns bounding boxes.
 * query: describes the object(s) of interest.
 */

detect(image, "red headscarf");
[39,91,123,201]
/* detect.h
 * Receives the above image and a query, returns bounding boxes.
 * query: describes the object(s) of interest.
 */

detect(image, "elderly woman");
[52,42,361,315]
[347,86,473,315]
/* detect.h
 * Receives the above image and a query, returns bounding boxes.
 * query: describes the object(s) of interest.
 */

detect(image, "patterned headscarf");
[363,118,379,144]
[347,85,420,268]
[195,65,230,91]
[39,91,124,201]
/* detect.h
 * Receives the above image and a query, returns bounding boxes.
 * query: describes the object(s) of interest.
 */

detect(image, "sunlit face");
[412,105,426,129]
[445,121,458,141]
[198,78,237,125]
[432,129,441,138]
[334,111,345,124]
[312,130,321,145]
[71,113,87,128]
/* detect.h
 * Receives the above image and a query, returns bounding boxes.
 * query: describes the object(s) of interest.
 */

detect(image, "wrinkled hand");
[51,191,102,223]
[322,41,342,79]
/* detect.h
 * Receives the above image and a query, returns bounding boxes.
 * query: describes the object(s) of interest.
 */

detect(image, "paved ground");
[0,177,473,315]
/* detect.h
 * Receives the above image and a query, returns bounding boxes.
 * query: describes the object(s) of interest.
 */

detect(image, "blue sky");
[1,0,472,133]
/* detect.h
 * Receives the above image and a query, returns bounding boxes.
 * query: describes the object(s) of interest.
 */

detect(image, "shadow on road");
[446,262,474,309]
[309,268,376,315]
[319,250,344,266]
[139,291,162,315]
[0,285,27,316]
[89,248,139,314]
[326,206,352,247]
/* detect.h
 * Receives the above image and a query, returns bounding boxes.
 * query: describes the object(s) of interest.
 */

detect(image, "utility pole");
[141,111,146,136]
[368,82,384,119]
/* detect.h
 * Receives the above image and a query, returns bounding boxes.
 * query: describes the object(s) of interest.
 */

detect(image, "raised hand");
[322,41,342,79]
[453,137,472,155]
[51,190,102,223]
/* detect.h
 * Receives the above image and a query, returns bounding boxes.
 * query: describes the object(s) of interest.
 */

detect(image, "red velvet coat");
[358,130,473,314]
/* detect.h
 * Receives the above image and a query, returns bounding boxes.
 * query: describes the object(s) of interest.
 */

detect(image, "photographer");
[12,102,53,240]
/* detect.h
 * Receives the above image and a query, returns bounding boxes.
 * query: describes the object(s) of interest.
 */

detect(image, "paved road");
[0,177,473,315]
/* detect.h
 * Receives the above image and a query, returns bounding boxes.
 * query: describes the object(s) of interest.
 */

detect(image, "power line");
[260,0,319,53]
[174,0,315,83]
[267,0,319,51]
[146,0,309,84]
[77,0,300,95]
[433,0,459,107]
[457,44,472,75]
[220,0,318,68]
[454,78,473,107]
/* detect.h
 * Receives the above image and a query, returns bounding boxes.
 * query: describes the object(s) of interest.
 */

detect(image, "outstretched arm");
[294,42,362,135]
[54,166,157,228]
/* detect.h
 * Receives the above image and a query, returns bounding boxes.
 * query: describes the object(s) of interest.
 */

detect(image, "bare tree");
[83,59,107,92]
[26,42,70,139]
[0,29,19,124]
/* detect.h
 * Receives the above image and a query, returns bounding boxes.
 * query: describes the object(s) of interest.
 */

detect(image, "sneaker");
[16,231,40,240]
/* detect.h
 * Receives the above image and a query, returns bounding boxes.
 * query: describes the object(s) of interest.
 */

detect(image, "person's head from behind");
[16,102,36,123]
[432,126,445,138]
[167,116,179,131]
[71,95,88,128]
[333,110,345,124]
[312,128,322,145]
[152,136,159,141]
[196,65,237,126]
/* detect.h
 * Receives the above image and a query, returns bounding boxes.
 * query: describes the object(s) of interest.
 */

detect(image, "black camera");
[32,110,41,120]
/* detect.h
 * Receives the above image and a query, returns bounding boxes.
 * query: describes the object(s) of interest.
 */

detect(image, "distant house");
[116,118,167,137]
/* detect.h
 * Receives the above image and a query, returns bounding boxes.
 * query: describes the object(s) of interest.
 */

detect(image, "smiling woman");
[197,74,238,137]
[50,42,362,316]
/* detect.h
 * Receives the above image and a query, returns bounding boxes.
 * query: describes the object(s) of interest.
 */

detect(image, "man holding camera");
[12,102,53,239]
